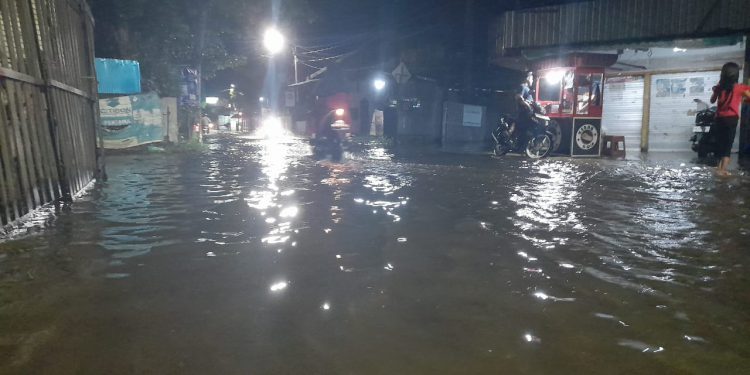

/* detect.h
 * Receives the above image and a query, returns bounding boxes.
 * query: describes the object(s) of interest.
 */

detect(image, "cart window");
[575,73,604,115]
[561,71,574,114]
[592,74,603,107]
[576,74,592,115]
[538,76,561,102]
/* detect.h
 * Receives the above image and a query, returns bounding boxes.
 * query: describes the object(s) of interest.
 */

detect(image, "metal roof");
[496,0,750,55]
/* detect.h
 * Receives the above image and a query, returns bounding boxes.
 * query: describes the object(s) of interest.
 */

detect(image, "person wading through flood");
[711,62,750,176]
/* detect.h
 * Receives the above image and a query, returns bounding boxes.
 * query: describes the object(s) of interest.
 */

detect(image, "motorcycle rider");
[509,71,535,139]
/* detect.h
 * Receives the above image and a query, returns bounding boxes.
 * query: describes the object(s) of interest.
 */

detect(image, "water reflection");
[3,138,750,373]
[246,138,302,250]
[510,161,585,248]
[97,158,186,259]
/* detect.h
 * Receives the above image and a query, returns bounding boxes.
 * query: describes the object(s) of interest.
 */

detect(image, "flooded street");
[1,135,749,374]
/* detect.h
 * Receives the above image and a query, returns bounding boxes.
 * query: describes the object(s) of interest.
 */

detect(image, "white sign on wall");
[462,105,483,127]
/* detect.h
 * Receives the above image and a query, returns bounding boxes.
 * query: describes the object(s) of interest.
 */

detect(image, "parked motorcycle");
[690,98,716,158]
[492,102,561,159]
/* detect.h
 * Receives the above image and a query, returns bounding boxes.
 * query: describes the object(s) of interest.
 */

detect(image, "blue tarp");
[95,58,141,94]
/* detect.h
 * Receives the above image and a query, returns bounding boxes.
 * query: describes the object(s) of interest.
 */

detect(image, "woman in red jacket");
[710,62,750,176]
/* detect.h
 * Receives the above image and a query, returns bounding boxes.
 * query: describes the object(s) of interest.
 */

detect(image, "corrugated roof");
[497,0,750,54]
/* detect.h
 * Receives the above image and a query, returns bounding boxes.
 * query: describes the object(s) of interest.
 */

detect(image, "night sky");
[204,0,579,103]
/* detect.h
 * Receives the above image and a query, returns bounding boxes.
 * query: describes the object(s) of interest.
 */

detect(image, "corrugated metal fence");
[0,0,99,226]
[498,0,750,53]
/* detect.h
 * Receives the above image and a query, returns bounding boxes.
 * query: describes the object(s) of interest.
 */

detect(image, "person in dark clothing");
[510,71,535,137]
[710,62,750,176]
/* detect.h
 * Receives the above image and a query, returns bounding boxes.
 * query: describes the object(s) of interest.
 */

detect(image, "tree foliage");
[90,0,313,96]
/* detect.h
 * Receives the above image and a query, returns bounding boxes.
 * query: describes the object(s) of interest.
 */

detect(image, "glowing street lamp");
[373,78,387,92]
[263,27,286,55]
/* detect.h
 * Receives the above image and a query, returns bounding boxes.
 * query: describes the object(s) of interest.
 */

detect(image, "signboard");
[95,58,141,94]
[392,62,412,84]
[462,105,483,127]
[285,90,296,108]
[180,67,199,107]
[100,93,164,149]
[571,118,602,157]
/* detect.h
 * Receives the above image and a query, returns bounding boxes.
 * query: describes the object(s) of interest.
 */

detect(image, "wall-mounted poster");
[670,78,687,97]
[462,105,483,127]
[656,79,670,97]
[689,77,705,94]
[100,93,163,149]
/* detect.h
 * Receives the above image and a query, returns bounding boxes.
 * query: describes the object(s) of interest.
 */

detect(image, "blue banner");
[95,58,141,94]
[180,67,199,107]
[99,93,163,149]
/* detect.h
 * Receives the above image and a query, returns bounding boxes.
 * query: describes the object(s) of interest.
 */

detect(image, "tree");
[89,0,313,96]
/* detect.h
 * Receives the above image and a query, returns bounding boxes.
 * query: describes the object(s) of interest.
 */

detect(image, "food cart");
[533,54,615,156]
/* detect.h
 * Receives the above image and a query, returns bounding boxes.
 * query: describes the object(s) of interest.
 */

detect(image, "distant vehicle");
[690,98,717,158]
[492,101,561,159]
[311,111,350,161]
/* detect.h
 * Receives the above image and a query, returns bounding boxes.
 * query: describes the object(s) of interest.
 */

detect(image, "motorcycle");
[690,98,717,158]
[310,135,344,160]
[492,101,561,159]
[310,120,350,161]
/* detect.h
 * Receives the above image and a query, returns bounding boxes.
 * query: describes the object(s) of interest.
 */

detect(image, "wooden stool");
[602,136,626,158]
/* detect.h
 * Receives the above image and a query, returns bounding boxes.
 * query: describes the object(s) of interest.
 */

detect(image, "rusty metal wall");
[0,0,99,227]
[498,0,750,53]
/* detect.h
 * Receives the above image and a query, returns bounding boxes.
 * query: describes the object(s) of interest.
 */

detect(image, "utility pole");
[194,3,210,142]
[293,46,300,84]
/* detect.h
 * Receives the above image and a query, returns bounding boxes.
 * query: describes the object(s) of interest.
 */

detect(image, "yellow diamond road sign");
[392,62,411,84]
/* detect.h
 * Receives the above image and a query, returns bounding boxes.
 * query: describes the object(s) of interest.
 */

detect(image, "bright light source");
[373,78,387,91]
[258,116,286,139]
[335,108,345,117]
[259,97,265,102]
[269,281,288,292]
[263,27,286,55]
[205,97,219,105]
[544,70,565,85]
[673,47,687,53]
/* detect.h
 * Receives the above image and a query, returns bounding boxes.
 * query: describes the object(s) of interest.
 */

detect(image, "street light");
[263,27,286,55]
[373,78,387,92]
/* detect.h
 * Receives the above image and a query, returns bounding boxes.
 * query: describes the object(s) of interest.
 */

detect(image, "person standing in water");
[711,62,750,176]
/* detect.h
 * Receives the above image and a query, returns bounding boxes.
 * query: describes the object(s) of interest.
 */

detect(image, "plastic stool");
[602,136,626,158]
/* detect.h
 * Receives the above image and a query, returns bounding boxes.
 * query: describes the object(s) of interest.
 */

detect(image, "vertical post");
[195,6,208,142]
[640,73,651,153]
[293,46,299,84]
[740,35,750,156]
[463,0,475,94]
[79,1,105,181]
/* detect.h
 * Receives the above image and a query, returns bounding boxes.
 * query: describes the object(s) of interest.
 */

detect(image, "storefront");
[600,38,745,153]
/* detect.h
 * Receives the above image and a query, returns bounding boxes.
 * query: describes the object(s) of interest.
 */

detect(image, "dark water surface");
[1,135,749,374]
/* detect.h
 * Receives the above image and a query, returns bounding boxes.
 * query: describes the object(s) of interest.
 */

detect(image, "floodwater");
[1,135,749,374]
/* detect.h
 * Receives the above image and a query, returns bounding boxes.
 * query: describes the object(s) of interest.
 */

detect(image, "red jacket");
[712,84,750,118]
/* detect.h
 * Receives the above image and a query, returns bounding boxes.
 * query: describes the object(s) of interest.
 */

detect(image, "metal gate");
[602,76,644,152]
[0,0,100,227]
